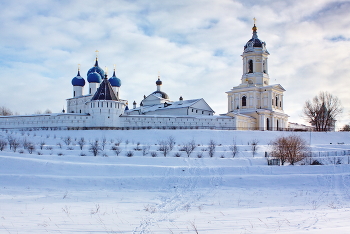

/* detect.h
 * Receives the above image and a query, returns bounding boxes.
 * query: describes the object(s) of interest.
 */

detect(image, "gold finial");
[95,50,99,59]
[113,64,116,71]
[78,64,81,71]
[252,17,257,32]
[105,66,108,75]
[158,71,160,79]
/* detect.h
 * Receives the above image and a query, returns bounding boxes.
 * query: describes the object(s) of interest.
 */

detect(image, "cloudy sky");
[0,0,349,128]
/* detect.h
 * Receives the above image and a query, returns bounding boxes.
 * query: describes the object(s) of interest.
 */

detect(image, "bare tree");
[0,106,12,116]
[101,137,107,151]
[0,139,7,151]
[158,140,170,157]
[181,139,197,157]
[303,91,343,131]
[142,145,150,156]
[167,136,176,151]
[63,136,72,145]
[27,143,35,154]
[207,139,216,157]
[44,109,52,114]
[77,137,86,150]
[229,140,239,158]
[89,140,101,156]
[250,139,259,157]
[40,141,45,150]
[270,135,309,165]
[341,124,350,131]
[111,146,122,156]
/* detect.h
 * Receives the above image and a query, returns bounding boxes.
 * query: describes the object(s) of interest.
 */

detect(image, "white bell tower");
[226,19,289,131]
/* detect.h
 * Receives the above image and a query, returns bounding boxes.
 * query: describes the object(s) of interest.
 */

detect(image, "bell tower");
[226,19,289,131]
[241,19,270,87]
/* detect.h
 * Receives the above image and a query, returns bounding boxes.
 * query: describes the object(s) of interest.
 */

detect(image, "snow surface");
[0,129,350,234]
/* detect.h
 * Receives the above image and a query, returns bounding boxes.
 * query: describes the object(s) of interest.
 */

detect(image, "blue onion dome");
[108,70,121,87]
[87,58,105,81]
[244,24,263,50]
[71,70,85,86]
[87,71,102,83]
[156,77,162,85]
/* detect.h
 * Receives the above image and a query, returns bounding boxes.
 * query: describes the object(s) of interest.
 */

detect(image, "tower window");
[242,96,247,107]
[248,60,253,73]
[275,97,278,106]
[73,91,76,97]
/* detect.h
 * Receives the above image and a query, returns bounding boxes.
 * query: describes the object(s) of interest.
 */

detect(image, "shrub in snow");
[79,152,87,156]
[111,146,122,156]
[158,140,170,157]
[197,152,203,158]
[151,151,157,157]
[19,149,24,154]
[57,152,64,156]
[311,160,323,165]
[37,151,43,155]
[0,139,7,151]
[89,141,101,156]
[229,140,239,158]
[174,152,181,157]
[269,135,309,165]
[77,137,86,150]
[126,151,134,157]
[142,145,150,156]
[207,139,216,157]
[67,146,74,150]
[181,140,197,157]
[250,139,259,157]
[27,143,35,154]
[45,146,53,150]
[63,136,72,145]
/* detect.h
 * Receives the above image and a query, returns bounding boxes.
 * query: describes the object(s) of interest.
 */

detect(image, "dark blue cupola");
[71,70,85,86]
[87,57,105,82]
[109,69,121,87]
[87,71,102,83]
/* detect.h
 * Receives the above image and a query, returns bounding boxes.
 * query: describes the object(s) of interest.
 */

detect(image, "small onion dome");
[156,78,162,85]
[179,96,183,101]
[87,72,102,83]
[87,59,105,80]
[71,70,85,86]
[108,70,121,87]
[133,101,136,105]
[152,90,169,99]
[244,24,263,49]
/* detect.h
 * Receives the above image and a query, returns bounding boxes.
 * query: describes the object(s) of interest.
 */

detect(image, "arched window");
[248,60,253,73]
[276,119,279,130]
[275,97,278,106]
[266,118,270,130]
[73,91,76,97]
[242,96,247,107]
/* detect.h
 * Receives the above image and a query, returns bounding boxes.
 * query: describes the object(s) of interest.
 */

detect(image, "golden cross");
[95,50,99,58]
[78,64,81,71]
[158,71,160,78]
[114,64,116,71]
[253,17,257,25]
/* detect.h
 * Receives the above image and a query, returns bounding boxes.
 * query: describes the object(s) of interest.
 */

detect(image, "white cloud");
[0,0,349,128]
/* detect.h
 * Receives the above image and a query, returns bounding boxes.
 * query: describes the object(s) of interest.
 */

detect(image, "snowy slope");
[0,129,350,233]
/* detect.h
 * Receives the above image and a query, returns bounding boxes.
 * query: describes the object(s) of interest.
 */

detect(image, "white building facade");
[225,23,289,130]
[0,23,287,131]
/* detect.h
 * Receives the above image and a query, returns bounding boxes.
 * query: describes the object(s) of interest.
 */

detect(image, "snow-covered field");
[0,129,350,234]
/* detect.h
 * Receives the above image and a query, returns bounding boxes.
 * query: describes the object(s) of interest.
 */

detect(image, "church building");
[225,23,289,130]
[0,22,288,131]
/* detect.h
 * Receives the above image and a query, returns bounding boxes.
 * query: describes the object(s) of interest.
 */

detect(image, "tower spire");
[94,50,99,66]
[252,17,258,38]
